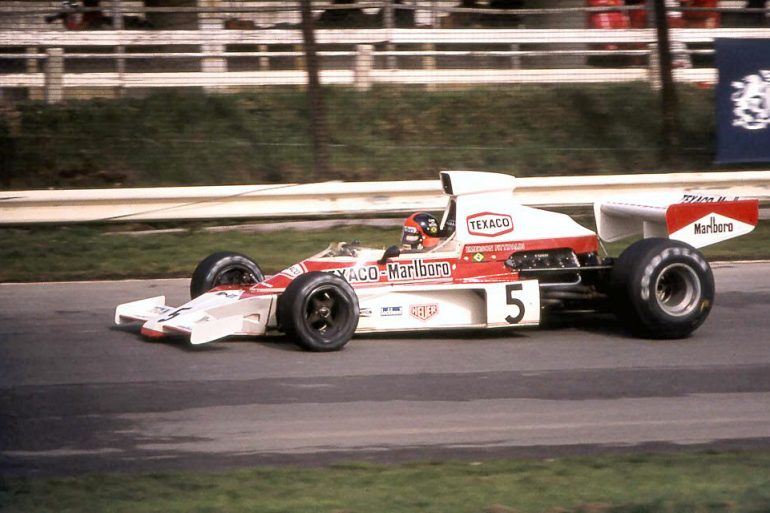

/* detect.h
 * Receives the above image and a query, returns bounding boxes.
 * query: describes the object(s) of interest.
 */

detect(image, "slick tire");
[610,238,714,339]
[277,272,359,352]
[189,251,265,299]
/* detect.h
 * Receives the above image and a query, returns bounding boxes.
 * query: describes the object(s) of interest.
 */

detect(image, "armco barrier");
[1,171,769,224]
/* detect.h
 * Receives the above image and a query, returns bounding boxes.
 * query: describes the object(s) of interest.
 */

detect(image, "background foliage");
[1,84,718,189]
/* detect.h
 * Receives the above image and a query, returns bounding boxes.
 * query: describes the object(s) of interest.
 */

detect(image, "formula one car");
[115,171,759,351]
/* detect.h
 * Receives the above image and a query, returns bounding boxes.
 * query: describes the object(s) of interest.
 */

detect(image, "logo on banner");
[731,70,770,130]
[715,39,770,163]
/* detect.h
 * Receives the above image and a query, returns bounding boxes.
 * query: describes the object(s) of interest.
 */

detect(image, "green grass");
[2,452,770,513]
[1,84,720,189]
[0,218,767,283]
[0,224,398,282]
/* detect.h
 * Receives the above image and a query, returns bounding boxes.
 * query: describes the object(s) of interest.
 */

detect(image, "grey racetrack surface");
[1,262,769,477]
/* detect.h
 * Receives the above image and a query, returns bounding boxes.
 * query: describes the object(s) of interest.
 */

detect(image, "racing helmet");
[401,212,440,250]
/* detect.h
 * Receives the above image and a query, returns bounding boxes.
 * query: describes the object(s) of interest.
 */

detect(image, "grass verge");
[0,223,397,282]
[2,451,770,513]
[0,217,767,283]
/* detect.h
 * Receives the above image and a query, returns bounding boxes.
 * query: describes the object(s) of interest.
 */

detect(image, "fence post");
[25,47,38,74]
[383,0,396,70]
[44,48,64,104]
[414,0,439,27]
[510,44,521,69]
[111,0,126,97]
[648,43,661,89]
[259,44,270,71]
[295,44,305,70]
[27,47,44,101]
[423,43,436,91]
[354,44,373,91]
[199,1,227,91]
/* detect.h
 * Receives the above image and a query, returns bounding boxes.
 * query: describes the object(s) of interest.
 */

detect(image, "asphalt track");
[1,262,769,477]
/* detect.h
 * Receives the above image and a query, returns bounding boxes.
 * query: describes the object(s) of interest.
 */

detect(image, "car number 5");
[505,283,526,324]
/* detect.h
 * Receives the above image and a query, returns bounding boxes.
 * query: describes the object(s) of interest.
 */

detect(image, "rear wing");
[594,192,759,248]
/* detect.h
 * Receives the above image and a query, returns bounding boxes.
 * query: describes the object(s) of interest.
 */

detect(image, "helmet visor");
[401,226,421,248]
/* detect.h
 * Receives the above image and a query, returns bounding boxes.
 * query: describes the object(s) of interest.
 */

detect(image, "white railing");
[3,28,770,96]
[4,27,768,47]
[1,171,768,224]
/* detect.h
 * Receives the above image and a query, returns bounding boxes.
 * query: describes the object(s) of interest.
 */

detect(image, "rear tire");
[277,272,359,352]
[610,238,714,339]
[190,251,264,299]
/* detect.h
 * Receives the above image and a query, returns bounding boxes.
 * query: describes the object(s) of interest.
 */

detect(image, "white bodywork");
[116,278,541,345]
[442,170,596,245]
[354,280,540,333]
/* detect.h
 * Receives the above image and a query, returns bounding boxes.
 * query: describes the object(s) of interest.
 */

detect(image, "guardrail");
[2,171,768,224]
[4,28,770,96]
[3,28,769,51]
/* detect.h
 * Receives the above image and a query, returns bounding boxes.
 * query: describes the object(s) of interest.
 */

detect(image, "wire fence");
[1,1,769,189]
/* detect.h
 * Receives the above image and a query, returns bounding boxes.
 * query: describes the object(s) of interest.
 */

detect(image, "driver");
[401,212,441,251]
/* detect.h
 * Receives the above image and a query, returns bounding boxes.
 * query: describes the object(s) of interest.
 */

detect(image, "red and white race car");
[115,171,759,351]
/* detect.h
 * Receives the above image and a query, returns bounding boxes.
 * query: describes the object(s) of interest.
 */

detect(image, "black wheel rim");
[303,286,348,340]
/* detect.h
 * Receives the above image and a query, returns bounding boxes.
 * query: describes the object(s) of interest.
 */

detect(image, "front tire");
[610,238,714,339]
[190,251,264,299]
[277,272,359,352]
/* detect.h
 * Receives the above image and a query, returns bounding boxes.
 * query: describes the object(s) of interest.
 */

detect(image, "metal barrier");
[2,171,768,224]
[3,28,770,96]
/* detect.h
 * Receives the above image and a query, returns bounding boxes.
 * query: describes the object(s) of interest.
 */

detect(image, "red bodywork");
[236,233,599,299]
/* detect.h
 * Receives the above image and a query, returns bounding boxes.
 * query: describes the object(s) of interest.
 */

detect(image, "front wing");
[115,290,276,345]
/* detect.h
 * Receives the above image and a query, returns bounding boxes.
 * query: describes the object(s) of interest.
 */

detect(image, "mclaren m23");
[115,171,759,351]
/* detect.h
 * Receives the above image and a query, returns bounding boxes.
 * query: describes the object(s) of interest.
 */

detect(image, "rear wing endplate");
[594,192,759,248]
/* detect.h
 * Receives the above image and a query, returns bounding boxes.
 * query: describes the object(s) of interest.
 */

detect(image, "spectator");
[45,0,109,30]
[586,0,631,66]
[588,0,719,67]
[683,0,720,28]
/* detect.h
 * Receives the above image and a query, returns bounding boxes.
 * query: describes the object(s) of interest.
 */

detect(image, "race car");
[115,171,759,351]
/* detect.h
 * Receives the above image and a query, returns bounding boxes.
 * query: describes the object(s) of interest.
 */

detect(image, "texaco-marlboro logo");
[410,304,438,321]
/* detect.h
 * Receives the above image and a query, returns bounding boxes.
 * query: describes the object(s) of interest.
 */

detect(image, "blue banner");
[715,38,770,163]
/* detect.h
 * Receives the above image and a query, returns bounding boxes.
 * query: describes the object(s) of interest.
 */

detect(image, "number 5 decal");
[505,283,525,324]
